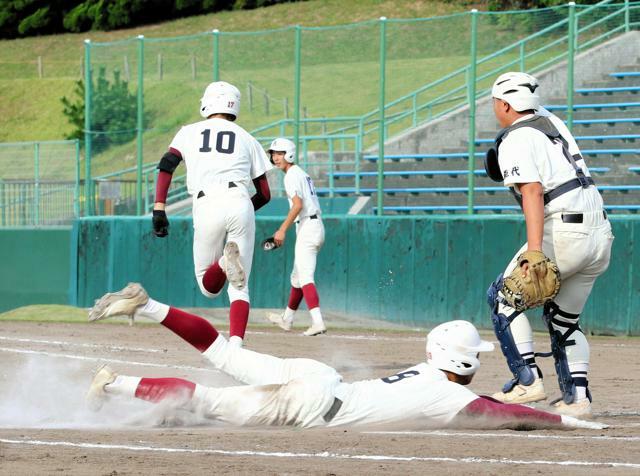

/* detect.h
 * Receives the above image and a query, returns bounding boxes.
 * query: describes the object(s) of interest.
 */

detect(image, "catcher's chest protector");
[484,115,594,206]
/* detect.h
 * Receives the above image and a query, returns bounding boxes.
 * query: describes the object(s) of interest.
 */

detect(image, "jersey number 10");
[200,130,236,154]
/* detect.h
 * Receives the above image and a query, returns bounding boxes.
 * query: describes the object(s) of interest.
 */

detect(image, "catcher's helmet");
[268,138,296,164]
[492,72,540,112]
[200,81,241,119]
[426,320,494,376]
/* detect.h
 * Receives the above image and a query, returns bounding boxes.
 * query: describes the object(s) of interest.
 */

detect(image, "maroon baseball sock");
[288,286,304,310]
[202,260,226,294]
[229,299,250,339]
[135,377,196,403]
[161,307,219,352]
[302,283,320,310]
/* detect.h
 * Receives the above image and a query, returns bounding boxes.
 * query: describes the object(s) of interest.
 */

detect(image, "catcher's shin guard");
[540,302,580,404]
[487,275,535,390]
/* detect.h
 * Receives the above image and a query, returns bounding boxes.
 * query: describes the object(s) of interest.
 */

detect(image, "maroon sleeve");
[459,396,562,429]
[155,170,173,204]
[251,173,271,211]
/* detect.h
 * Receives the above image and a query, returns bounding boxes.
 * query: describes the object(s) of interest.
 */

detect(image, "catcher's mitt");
[502,250,561,312]
[261,237,280,251]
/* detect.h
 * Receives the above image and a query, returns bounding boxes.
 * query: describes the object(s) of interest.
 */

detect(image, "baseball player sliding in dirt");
[86,283,605,431]
[484,72,613,417]
[152,81,272,348]
[264,138,327,336]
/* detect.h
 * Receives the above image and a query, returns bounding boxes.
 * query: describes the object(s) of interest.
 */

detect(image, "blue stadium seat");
[544,102,640,111]
[572,118,640,126]
[363,152,484,162]
[377,205,520,213]
[629,167,640,174]
[478,135,640,144]
[610,72,640,78]
[581,149,640,156]
[598,185,640,193]
[576,86,640,94]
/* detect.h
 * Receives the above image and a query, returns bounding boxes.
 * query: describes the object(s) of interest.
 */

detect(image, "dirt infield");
[1,320,639,475]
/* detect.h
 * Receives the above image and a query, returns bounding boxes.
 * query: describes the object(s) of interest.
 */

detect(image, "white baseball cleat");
[552,397,592,418]
[303,322,327,336]
[88,282,149,324]
[86,364,117,411]
[492,378,547,404]
[266,312,292,331]
[223,241,246,290]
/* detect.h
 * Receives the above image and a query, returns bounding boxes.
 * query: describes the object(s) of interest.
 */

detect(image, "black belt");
[323,397,343,423]
[295,214,319,225]
[197,182,237,198]
[561,210,607,224]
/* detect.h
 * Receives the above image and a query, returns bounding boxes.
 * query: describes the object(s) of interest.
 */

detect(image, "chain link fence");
[2,0,638,224]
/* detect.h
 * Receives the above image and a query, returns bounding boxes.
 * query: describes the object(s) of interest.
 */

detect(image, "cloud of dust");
[0,355,211,429]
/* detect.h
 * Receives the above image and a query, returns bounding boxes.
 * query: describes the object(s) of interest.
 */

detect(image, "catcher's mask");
[426,320,494,376]
[492,72,540,112]
[268,137,296,165]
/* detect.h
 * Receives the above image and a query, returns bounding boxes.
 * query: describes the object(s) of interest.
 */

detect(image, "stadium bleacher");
[326,68,640,215]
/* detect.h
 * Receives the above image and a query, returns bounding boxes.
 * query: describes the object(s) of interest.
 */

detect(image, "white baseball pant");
[192,183,255,303]
[191,336,342,427]
[501,211,613,369]
[290,217,325,288]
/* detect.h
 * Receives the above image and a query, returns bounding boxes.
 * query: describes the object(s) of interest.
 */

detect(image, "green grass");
[0,304,88,322]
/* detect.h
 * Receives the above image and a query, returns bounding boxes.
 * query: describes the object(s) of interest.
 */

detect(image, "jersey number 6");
[200,130,236,155]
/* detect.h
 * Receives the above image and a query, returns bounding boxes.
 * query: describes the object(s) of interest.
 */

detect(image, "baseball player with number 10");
[265,138,327,336]
[87,283,605,431]
[152,81,272,347]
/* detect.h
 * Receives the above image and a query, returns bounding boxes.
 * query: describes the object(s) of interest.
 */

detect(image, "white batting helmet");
[426,320,494,376]
[200,81,241,119]
[492,72,540,112]
[268,138,296,164]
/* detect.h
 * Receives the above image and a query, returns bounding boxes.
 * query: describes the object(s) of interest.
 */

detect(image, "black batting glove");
[152,209,169,237]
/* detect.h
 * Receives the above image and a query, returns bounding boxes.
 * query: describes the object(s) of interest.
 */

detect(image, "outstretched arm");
[459,396,606,430]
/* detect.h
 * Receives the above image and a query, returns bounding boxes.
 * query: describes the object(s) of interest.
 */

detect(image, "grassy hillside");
[0,0,474,143]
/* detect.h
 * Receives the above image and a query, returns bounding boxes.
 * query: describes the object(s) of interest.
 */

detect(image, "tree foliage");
[61,67,140,153]
[0,0,301,38]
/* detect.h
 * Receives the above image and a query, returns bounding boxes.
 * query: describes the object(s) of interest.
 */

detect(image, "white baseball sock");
[309,307,324,326]
[137,298,170,323]
[106,375,141,397]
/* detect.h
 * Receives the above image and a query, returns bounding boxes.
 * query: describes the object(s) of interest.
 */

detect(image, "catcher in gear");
[485,72,613,417]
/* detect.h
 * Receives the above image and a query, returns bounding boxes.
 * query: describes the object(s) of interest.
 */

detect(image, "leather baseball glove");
[502,250,561,311]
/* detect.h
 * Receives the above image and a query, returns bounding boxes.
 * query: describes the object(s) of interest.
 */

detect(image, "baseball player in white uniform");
[152,81,273,347]
[264,138,327,336]
[485,72,614,417]
[87,283,604,431]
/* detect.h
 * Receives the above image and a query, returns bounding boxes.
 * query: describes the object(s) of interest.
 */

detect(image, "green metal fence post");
[212,29,220,81]
[34,142,40,225]
[74,139,80,218]
[84,39,92,216]
[136,35,145,215]
[519,41,525,71]
[294,26,302,165]
[0,179,4,226]
[377,16,387,217]
[356,119,363,195]
[625,0,630,32]
[328,139,334,198]
[567,2,576,132]
[467,9,478,215]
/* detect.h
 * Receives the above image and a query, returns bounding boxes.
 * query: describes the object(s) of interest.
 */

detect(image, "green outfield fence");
[1,1,639,225]
[3,215,637,334]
